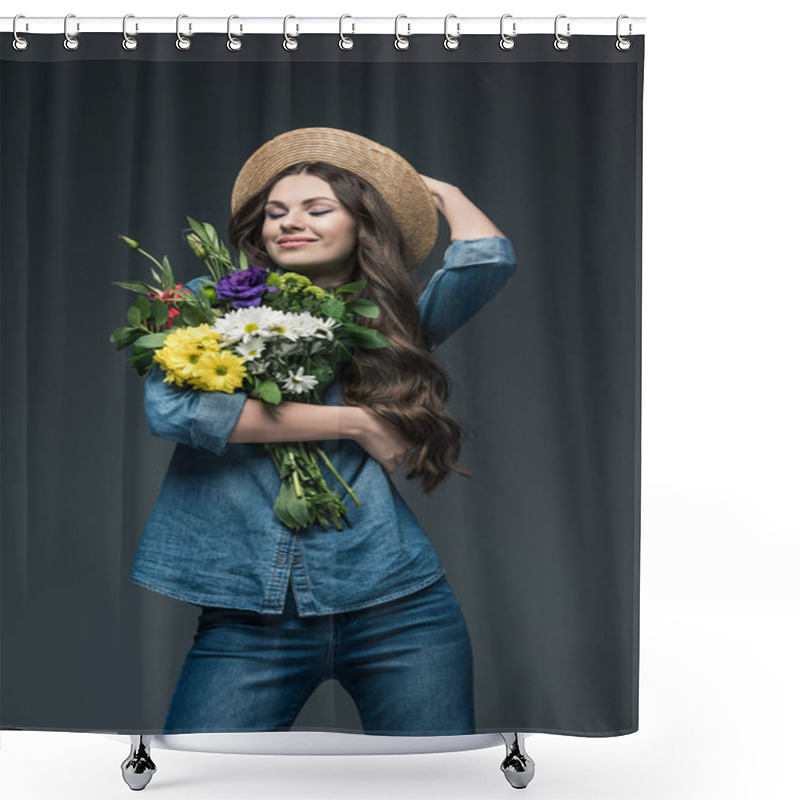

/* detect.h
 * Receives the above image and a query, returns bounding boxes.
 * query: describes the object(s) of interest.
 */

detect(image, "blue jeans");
[162,575,475,736]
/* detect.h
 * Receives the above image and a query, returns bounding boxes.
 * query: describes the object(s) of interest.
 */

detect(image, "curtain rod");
[1,16,646,36]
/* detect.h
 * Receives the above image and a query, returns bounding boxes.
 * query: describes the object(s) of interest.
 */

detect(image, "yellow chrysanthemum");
[188,350,247,393]
[166,323,220,349]
[154,363,186,387]
[155,337,220,383]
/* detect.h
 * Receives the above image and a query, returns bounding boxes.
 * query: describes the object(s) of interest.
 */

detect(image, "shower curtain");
[0,28,643,738]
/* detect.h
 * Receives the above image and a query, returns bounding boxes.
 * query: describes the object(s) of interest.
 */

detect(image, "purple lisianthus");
[215,265,270,309]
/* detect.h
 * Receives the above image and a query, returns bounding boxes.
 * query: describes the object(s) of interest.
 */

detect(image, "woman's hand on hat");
[352,406,417,475]
[419,174,456,214]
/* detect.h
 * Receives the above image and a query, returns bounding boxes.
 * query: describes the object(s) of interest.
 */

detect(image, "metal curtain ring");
[176,14,191,50]
[339,15,354,50]
[394,15,410,50]
[553,14,570,51]
[122,14,138,51]
[444,13,460,50]
[283,15,299,50]
[12,14,29,51]
[64,13,79,51]
[616,14,632,51]
[227,15,243,51]
[499,13,516,50]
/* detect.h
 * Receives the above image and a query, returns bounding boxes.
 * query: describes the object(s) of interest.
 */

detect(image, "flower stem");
[314,445,362,507]
[136,247,169,277]
[287,451,304,498]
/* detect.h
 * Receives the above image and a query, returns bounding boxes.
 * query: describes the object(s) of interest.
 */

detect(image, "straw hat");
[230,127,439,270]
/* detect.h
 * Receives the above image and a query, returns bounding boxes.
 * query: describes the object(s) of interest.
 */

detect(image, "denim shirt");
[130,236,517,615]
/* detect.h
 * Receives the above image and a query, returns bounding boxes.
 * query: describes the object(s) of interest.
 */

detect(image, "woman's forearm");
[228,398,365,444]
[423,179,506,241]
[440,185,506,241]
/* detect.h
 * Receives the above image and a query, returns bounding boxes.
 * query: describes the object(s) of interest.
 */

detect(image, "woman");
[132,128,517,736]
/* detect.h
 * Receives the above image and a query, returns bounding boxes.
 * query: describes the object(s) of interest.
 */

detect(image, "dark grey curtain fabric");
[1,33,643,735]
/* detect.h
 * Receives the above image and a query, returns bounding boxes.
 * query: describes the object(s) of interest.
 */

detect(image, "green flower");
[282,272,312,289]
[117,234,139,249]
[304,285,327,300]
[186,233,208,259]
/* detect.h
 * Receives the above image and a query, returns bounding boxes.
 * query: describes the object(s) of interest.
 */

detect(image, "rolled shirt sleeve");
[144,364,248,457]
[417,235,518,351]
[142,274,248,457]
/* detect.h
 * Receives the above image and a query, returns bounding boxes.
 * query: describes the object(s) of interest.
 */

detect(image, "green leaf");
[151,298,169,326]
[312,367,334,385]
[275,479,311,528]
[114,329,143,350]
[320,297,346,319]
[335,280,367,295]
[136,332,169,348]
[162,255,174,286]
[186,216,207,239]
[180,304,213,326]
[345,298,379,318]
[238,250,249,270]
[126,306,142,326]
[110,325,133,343]
[134,295,151,316]
[344,326,392,349]
[203,222,218,244]
[258,380,282,405]
[332,339,354,358]
[110,327,144,350]
[127,350,155,374]
[111,280,159,294]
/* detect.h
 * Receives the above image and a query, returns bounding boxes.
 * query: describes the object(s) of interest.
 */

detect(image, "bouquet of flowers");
[110,217,391,532]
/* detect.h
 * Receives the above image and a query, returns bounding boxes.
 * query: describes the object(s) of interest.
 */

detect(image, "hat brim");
[230,127,439,270]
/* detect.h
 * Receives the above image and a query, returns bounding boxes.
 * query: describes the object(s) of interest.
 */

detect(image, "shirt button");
[278,556,286,564]
[292,556,300,565]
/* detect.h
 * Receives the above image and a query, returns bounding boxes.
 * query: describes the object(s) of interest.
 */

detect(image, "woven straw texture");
[230,127,439,270]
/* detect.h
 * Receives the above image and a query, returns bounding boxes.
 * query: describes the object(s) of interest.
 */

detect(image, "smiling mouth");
[278,240,314,249]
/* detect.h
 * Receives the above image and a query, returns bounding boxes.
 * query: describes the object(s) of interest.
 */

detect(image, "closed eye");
[266,210,333,219]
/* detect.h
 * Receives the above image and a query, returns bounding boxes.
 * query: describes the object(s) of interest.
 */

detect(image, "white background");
[2,1,798,798]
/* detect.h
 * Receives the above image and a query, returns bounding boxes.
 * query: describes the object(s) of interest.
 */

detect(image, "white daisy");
[312,317,339,340]
[282,311,320,341]
[259,313,300,342]
[247,360,270,376]
[213,306,295,346]
[233,340,264,362]
[281,366,319,394]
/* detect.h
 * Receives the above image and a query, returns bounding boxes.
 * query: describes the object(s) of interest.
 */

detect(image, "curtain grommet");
[283,15,299,51]
[122,15,138,51]
[553,14,570,51]
[443,13,460,50]
[227,15,243,51]
[63,13,80,51]
[394,15,410,50]
[339,15,355,50]
[175,14,191,50]
[615,15,632,51]
[12,14,29,51]
[499,14,516,50]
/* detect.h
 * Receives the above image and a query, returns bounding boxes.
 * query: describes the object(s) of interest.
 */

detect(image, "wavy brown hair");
[228,160,472,492]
